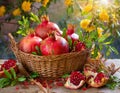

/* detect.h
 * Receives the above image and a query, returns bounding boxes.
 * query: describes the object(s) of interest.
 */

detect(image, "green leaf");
[0,78,11,88]
[116,30,120,37]
[62,74,70,78]
[35,46,42,55]
[62,28,67,38]
[30,72,39,79]
[98,33,111,43]
[77,29,83,41]
[18,77,26,82]
[11,80,17,86]
[3,69,12,79]
[10,68,17,79]
[106,76,120,90]
[67,6,73,16]
[109,46,119,55]
[67,36,73,51]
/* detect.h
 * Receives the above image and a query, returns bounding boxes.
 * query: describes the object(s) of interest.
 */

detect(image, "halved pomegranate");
[64,71,85,89]
[86,72,109,88]
[0,59,18,78]
[84,60,109,88]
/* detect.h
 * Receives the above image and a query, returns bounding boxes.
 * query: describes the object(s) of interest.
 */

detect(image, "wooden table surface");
[0,59,120,93]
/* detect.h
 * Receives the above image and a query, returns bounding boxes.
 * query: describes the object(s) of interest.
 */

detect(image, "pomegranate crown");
[41,15,49,23]
[67,24,75,30]
[67,24,75,35]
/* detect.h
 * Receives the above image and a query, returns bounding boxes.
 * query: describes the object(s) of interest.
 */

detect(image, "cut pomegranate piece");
[64,71,85,89]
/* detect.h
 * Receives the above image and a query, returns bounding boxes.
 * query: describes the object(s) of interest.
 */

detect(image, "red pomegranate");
[40,33,69,56]
[64,71,85,89]
[19,33,42,54]
[75,41,86,52]
[84,61,109,88]
[35,15,62,39]
[66,24,79,44]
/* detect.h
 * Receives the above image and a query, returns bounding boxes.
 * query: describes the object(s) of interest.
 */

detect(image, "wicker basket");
[8,33,89,79]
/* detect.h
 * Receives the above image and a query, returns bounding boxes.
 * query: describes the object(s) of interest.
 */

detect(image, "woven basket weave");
[8,33,89,79]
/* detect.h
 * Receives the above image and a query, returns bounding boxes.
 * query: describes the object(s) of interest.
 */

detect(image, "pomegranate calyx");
[67,24,75,35]
[41,15,49,24]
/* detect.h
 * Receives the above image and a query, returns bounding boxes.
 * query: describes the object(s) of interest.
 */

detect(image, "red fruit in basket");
[19,33,42,54]
[40,33,69,56]
[75,41,86,52]
[35,15,62,39]
[66,24,79,44]
[64,71,85,89]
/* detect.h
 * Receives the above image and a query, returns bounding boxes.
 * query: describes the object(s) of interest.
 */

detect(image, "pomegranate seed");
[56,82,64,86]
[82,87,87,91]
[15,86,19,90]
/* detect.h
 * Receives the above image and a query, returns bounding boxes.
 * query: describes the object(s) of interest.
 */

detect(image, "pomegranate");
[40,33,69,56]
[86,72,109,88]
[64,71,85,89]
[66,24,79,44]
[35,15,62,39]
[19,33,42,54]
[75,41,86,52]
[84,61,109,88]
[0,59,17,77]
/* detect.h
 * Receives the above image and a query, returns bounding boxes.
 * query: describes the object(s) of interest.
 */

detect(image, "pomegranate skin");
[35,16,62,39]
[40,35,69,56]
[19,34,42,54]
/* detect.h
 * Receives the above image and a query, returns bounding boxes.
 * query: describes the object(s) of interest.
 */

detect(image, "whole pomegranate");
[64,71,85,89]
[40,33,69,56]
[19,33,42,54]
[35,15,62,39]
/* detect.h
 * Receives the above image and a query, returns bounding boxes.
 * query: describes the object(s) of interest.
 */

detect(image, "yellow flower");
[86,25,95,32]
[83,4,93,13]
[64,0,73,7]
[34,0,41,2]
[12,8,21,16]
[80,19,91,30]
[97,27,103,37]
[22,1,31,12]
[0,5,6,17]
[42,0,49,7]
[99,9,109,22]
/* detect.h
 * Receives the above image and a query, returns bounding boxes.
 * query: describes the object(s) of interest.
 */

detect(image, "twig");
[18,63,47,93]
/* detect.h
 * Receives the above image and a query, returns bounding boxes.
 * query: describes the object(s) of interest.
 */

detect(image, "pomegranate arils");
[94,72,106,83]
[70,71,85,86]
[1,59,16,70]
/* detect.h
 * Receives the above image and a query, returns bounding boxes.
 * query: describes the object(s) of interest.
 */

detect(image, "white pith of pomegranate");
[35,15,62,39]
[75,41,86,52]
[19,34,42,54]
[40,33,69,56]
[64,71,85,89]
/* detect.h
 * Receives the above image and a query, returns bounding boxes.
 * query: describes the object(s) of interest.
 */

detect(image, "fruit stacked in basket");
[8,15,89,79]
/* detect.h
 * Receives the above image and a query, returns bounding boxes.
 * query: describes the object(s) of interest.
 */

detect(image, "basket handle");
[8,33,18,51]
